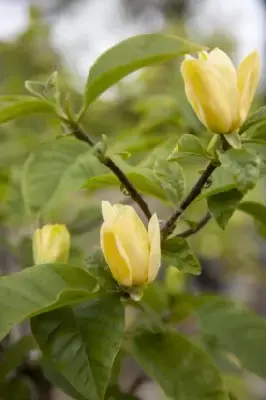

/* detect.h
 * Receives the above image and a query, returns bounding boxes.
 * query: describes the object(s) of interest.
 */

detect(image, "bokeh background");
[1,0,266,399]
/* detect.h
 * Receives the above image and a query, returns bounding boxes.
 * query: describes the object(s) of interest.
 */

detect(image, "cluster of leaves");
[2,12,266,400]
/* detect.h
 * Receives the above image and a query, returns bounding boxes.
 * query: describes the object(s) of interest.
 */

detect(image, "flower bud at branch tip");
[181,48,260,134]
[100,201,161,288]
[33,224,70,265]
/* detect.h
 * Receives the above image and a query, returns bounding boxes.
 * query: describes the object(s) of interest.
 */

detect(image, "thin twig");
[176,212,212,238]
[102,157,152,219]
[64,120,152,220]
[162,161,217,237]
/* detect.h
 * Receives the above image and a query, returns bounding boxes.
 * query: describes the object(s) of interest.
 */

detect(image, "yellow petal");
[237,50,260,124]
[100,223,132,286]
[147,213,161,282]
[181,59,235,133]
[113,206,150,285]
[33,224,70,264]
[208,48,237,83]
[101,201,116,224]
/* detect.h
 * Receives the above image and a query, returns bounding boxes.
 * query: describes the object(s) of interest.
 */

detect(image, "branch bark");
[162,161,217,237]
[64,120,152,220]
[176,212,212,238]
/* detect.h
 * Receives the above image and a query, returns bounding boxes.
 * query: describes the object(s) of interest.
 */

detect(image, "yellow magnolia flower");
[181,48,260,133]
[100,201,161,287]
[33,224,70,264]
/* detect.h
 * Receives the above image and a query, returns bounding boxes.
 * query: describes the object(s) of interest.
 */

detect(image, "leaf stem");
[64,120,152,220]
[175,211,212,238]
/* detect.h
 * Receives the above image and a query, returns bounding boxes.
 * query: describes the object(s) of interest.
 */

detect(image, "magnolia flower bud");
[33,224,70,264]
[100,201,161,287]
[181,48,260,133]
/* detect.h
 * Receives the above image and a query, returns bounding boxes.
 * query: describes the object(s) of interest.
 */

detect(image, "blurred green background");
[1,0,266,399]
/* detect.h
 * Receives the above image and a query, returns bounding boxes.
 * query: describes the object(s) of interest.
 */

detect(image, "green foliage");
[238,201,266,225]
[32,295,124,400]
[169,133,209,161]
[131,330,227,400]
[153,158,185,204]
[0,96,53,123]
[207,189,243,229]
[239,106,266,135]
[197,297,266,378]
[162,237,201,275]
[218,148,260,193]
[81,33,203,117]
[2,20,266,400]
[0,263,97,341]
[22,138,103,214]
[85,166,168,201]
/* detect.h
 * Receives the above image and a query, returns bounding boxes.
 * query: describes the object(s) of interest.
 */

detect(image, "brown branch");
[64,120,152,220]
[162,161,217,237]
[176,212,212,238]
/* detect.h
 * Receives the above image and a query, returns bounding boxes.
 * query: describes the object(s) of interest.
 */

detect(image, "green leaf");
[85,248,116,291]
[153,159,185,204]
[207,189,243,229]
[223,133,242,149]
[0,263,97,341]
[162,237,201,275]
[142,282,168,314]
[219,148,260,193]
[239,106,266,135]
[244,141,266,175]
[0,336,37,380]
[201,166,237,198]
[42,358,88,400]
[0,97,54,124]
[84,167,168,202]
[81,34,203,116]
[31,295,124,400]
[25,72,60,106]
[196,296,266,379]
[168,134,208,161]
[22,138,103,214]
[131,330,227,400]
[238,201,266,225]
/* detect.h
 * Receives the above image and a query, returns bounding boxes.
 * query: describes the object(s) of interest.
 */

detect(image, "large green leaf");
[207,189,243,229]
[162,237,201,275]
[0,263,97,341]
[238,201,266,225]
[131,330,227,400]
[80,34,203,116]
[0,96,54,124]
[239,106,266,135]
[197,296,266,378]
[84,167,168,202]
[219,148,260,193]
[31,295,124,400]
[22,138,103,214]
[153,158,185,204]
[42,358,88,400]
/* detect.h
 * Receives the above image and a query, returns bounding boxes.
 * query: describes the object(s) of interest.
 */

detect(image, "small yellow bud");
[33,224,70,264]
[100,201,161,287]
[181,48,260,133]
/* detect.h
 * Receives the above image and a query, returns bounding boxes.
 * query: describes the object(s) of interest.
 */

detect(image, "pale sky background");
[0,0,265,82]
